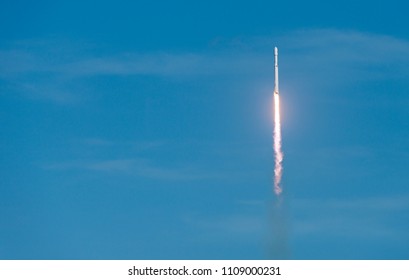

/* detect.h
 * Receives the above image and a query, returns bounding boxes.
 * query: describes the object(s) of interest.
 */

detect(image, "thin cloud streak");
[184,214,264,236]
[42,158,217,181]
[3,29,409,79]
[294,196,409,211]
[292,196,409,239]
[2,29,409,103]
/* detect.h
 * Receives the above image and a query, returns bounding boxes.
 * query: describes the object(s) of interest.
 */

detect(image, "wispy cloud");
[80,138,165,151]
[2,29,409,103]
[294,216,403,239]
[295,195,409,212]
[292,195,409,239]
[184,213,264,236]
[61,53,206,77]
[42,158,215,181]
[81,138,114,147]
[274,29,409,97]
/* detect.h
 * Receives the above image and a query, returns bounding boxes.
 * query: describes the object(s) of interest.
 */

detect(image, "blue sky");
[1,0,409,259]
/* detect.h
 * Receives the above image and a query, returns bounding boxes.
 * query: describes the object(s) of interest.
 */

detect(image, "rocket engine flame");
[273,47,283,196]
[273,93,283,195]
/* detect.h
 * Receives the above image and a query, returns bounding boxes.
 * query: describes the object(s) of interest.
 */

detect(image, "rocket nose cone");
[274,47,278,55]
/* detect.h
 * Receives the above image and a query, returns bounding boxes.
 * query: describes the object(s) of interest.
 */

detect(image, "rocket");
[274,47,279,95]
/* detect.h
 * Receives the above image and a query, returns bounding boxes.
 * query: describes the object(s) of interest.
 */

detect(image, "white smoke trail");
[273,93,283,195]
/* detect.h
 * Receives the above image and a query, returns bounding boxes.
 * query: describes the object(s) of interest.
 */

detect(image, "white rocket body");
[274,47,279,95]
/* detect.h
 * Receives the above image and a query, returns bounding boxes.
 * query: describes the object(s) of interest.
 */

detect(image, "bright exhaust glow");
[273,93,283,195]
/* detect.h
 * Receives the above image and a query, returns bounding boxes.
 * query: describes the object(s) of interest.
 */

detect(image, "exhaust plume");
[273,47,283,196]
[273,93,283,195]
